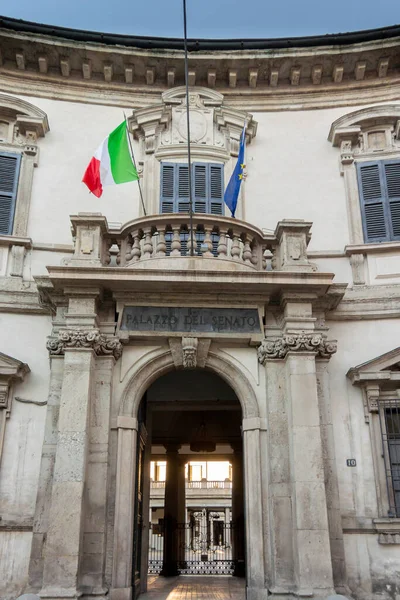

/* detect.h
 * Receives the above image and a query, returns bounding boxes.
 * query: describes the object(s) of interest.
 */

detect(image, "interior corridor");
[140,575,246,599]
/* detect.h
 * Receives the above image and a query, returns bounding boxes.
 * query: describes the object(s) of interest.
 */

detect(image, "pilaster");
[242,418,269,600]
[40,346,95,599]
[40,288,122,600]
[29,356,64,591]
[259,297,336,599]
[111,416,138,600]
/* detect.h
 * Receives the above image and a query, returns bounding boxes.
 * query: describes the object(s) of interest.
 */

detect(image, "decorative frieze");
[257,333,337,363]
[47,329,122,360]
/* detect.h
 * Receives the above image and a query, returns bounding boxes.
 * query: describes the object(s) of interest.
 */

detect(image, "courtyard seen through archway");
[134,370,246,596]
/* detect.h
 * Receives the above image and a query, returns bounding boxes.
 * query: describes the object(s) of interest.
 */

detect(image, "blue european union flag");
[224,127,246,218]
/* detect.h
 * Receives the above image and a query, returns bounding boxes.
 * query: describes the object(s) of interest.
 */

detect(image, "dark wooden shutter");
[177,164,190,213]
[160,161,224,216]
[193,163,207,213]
[357,160,400,242]
[357,161,388,242]
[385,161,400,239]
[160,163,175,213]
[0,152,21,235]
[208,163,224,215]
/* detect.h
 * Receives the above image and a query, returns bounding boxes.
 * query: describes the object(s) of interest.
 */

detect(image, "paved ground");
[139,575,246,599]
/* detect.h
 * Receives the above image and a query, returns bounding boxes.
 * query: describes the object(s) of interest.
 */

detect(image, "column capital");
[164,443,181,454]
[258,333,337,363]
[46,328,122,360]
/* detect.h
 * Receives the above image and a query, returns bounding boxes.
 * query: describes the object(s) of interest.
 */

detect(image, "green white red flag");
[82,121,138,197]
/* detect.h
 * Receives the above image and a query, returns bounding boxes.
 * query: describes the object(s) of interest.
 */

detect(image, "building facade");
[0,15,400,600]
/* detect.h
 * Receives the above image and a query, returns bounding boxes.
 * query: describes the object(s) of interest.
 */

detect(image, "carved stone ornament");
[257,333,337,364]
[182,337,198,369]
[46,329,123,360]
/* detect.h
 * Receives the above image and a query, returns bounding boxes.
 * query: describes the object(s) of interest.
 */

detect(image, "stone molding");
[257,333,337,363]
[374,519,400,544]
[46,329,123,360]
[1,22,400,111]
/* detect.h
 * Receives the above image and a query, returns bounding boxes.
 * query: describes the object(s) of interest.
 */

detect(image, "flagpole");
[182,0,194,256]
[123,111,147,217]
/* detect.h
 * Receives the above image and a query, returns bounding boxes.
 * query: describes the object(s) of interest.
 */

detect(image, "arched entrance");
[141,370,245,583]
[111,350,268,600]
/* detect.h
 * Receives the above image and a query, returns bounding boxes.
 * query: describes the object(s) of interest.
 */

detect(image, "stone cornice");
[257,333,337,363]
[1,20,400,111]
[47,329,122,360]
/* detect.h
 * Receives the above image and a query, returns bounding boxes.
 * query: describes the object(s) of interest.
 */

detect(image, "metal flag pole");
[123,111,147,216]
[182,0,195,256]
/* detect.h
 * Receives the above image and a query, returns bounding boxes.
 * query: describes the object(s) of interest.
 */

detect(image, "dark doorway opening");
[134,369,245,596]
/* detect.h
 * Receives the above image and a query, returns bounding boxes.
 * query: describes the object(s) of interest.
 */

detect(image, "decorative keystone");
[47,329,122,360]
[257,333,337,363]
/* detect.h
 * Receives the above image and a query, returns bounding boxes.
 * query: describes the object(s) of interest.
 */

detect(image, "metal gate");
[148,510,239,575]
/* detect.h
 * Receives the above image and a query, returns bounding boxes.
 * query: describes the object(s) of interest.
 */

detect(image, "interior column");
[160,444,181,576]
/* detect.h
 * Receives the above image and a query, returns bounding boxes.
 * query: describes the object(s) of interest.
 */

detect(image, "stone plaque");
[121,306,261,334]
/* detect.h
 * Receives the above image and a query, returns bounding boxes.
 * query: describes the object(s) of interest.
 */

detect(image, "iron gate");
[148,510,239,575]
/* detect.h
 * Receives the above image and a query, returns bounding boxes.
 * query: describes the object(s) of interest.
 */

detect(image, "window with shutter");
[160,162,224,216]
[356,159,400,243]
[0,151,21,235]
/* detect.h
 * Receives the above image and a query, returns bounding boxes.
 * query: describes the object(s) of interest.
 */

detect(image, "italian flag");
[82,121,138,198]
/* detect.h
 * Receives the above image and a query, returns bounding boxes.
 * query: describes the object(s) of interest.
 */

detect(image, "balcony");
[68,213,317,274]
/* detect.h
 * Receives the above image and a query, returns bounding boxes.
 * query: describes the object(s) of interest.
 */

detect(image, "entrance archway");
[142,370,244,582]
[110,349,267,600]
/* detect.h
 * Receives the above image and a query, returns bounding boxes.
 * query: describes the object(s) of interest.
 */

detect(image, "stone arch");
[119,347,260,420]
[112,344,267,600]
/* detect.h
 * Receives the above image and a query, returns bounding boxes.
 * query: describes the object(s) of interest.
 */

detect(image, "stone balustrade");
[69,213,315,273]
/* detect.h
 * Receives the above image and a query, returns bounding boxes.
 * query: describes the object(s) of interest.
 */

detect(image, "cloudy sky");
[1,0,399,38]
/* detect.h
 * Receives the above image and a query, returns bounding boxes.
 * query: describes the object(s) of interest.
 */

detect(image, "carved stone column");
[258,300,337,599]
[39,328,122,600]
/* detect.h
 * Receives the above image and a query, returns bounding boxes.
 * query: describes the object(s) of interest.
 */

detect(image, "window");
[378,399,400,517]
[160,162,224,215]
[0,151,22,235]
[357,159,400,243]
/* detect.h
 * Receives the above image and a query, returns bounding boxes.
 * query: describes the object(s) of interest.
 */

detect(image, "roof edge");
[1,15,400,51]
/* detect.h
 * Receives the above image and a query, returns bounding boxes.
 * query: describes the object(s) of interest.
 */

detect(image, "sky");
[0,0,399,39]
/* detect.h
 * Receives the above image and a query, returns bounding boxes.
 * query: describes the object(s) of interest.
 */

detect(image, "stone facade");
[0,16,400,600]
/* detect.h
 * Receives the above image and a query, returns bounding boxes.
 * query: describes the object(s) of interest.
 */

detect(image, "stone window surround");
[0,93,49,238]
[0,351,30,467]
[347,347,400,543]
[329,104,400,285]
[127,86,257,220]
